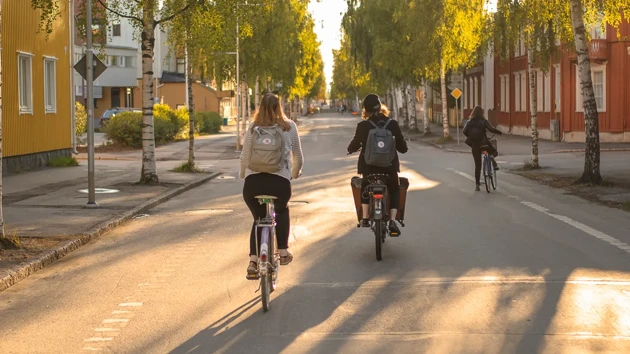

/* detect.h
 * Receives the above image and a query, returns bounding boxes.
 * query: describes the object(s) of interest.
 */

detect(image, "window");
[464,79,468,109]
[554,65,561,112]
[544,71,551,112]
[176,58,185,74]
[473,77,478,107]
[113,23,121,37]
[537,71,544,112]
[590,21,606,39]
[514,73,521,112]
[18,53,33,114]
[125,56,134,68]
[44,58,57,113]
[520,71,527,111]
[575,64,606,112]
[500,75,509,112]
[480,75,484,107]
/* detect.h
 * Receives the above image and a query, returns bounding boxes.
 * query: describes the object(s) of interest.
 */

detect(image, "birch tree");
[0,0,7,249]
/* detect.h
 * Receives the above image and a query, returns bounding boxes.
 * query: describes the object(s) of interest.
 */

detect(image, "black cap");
[363,94,381,113]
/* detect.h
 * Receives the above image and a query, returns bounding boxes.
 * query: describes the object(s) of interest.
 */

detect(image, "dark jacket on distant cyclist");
[347,113,408,175]
[463,113,502,149]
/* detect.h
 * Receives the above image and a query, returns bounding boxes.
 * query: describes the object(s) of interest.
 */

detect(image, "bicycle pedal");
[390,232,400,237]
[246,274,260,281]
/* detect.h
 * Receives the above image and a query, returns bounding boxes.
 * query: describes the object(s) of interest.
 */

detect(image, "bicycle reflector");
[373,194,384,199]
[261,253,267,262]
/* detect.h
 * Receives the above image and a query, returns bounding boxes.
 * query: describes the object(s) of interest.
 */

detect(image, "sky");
[307,0,497,90]
[308,0,348,90]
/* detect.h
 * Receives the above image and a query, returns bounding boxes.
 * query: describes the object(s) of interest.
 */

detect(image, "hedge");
[103,105,222,147]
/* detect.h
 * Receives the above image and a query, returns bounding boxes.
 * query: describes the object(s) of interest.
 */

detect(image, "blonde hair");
[252,93,291,131]
[361,104,391,120]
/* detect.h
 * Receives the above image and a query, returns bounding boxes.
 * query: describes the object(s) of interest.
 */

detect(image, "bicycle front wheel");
[492,168,497,190]
[482,158,490,193]
[375,220,383,261]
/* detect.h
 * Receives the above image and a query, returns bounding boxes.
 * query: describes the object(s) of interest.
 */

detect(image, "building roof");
[160,71,186,83]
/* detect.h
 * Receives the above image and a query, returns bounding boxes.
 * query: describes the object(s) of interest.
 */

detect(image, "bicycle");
[247,195,280,312]
[481,134,497,193]
[360,173,405,261]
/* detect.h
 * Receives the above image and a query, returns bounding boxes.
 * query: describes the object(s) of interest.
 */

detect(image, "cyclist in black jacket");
[348,94,408,235]
[463,106,503,191]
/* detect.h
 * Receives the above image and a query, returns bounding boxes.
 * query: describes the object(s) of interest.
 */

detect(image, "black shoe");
[475,185,481,191]
[389,221,401,237]
[360,219,370,228]
[493,164,500,171]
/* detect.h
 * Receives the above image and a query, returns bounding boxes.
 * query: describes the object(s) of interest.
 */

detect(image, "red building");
[463,17,630,143]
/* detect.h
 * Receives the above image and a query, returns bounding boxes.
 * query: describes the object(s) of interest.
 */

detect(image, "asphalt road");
[1,113,629,354]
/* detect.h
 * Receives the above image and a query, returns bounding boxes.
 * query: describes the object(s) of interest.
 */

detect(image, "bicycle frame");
[255,199,277,277]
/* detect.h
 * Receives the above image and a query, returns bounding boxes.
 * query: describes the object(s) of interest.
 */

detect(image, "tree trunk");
[186,46,195,167]
[400,85,409,130]
[407,85,419,133]
[441,59,449,138]
[0,0,7,249]
[527,46,540,169]
[570,0,601,184]
[423,81,431,135]
[140,9,158,184]
[255,77,260,110]
[240,81,247,135]
[390,84,398,121]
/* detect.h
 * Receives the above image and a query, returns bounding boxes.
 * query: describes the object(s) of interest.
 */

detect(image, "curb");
[76,156,138,161]
[414,139,469,153]
[0,172,221,293]
[552,148,630,154]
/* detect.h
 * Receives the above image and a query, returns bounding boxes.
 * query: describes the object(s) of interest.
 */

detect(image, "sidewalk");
[0,132,240,292]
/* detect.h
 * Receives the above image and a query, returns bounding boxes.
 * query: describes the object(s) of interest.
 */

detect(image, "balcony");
[569,39,608,62]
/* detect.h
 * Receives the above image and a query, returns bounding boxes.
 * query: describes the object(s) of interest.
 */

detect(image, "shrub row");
[103,104,222,148]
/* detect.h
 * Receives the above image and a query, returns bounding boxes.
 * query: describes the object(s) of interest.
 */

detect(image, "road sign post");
[451,88,463,145]
[74,31,107,206]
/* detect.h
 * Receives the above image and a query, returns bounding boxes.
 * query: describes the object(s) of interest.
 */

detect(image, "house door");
[111,88,121,108]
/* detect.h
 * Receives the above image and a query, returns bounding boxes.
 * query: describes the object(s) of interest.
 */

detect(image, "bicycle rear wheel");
[482,158,490,193]
[375,220,383,261]
[259,227,272,312]
[492,168,497,190]
[261,273,271,312]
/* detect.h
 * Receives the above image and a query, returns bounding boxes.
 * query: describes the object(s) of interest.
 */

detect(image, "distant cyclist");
[463,105,502,191]
[347,94,408,236]
[240,93,304,277]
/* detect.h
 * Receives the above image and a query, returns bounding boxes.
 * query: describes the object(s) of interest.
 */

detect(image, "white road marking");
[84,338,113,342]
[83,347,103,351]
[94,328,120,332]
[449,169,630,255]
[102,319,129,324]
[118,302,143,307]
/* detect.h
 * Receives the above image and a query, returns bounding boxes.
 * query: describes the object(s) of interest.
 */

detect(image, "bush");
[75,102,87,144]
[195,112,223,135]
[175,107,190,140]
[103,111,143,147]
[48,156,79,167]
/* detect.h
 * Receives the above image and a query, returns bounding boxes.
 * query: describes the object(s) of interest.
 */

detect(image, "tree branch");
[155,2,194,28]
[96,0,143,24]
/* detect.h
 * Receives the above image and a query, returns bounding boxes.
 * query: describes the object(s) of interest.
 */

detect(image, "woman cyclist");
[347,94,408,236]
[240,93,304,277]
[463,105,502,191]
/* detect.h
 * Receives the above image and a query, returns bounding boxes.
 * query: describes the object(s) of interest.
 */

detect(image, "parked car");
[99,107,141,127]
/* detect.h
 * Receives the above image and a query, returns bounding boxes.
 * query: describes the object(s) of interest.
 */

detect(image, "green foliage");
[103,105,191,147]
[75,102,87,144]
[172,161,202,173]
[195,112,223,135]
[48,156,79,168]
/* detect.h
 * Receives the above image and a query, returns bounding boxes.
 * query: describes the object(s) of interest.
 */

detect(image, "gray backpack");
[248,125,285,173]
[364,119,395,167]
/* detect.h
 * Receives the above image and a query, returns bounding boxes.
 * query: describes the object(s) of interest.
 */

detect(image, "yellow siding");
[2,0,71,157]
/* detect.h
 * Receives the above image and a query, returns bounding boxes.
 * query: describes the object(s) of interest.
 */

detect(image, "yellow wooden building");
[2,0,72,173]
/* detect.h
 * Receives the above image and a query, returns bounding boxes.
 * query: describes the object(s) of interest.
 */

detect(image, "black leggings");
[472,143,498,185]
[360,172,400,210]
[243,173,292,256]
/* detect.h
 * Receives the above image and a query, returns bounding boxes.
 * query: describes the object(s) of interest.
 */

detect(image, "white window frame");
[18,52,34,115]
[575,64,606,112]
[473,77,478,107]
[464,78,468,109]
[544,71,551,112]
[520,71,527,111]
[554,65,561,112]
[480,75,484,108]
[44,56,58,113]
[514,73,521,112]
[506,76,510,112]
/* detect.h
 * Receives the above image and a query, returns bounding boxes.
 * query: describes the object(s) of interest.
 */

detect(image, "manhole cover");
[78,188,120,194]
[217,176,236,180]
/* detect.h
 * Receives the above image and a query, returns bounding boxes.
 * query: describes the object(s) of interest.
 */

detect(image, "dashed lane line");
[448,168,630,256]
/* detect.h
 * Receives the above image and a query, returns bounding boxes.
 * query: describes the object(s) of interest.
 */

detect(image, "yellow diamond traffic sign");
[451,88,462,100]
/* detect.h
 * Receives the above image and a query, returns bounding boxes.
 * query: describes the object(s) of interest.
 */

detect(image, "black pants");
[472,142,498,185]
[360,172,400,210]
[243,173,292,256]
